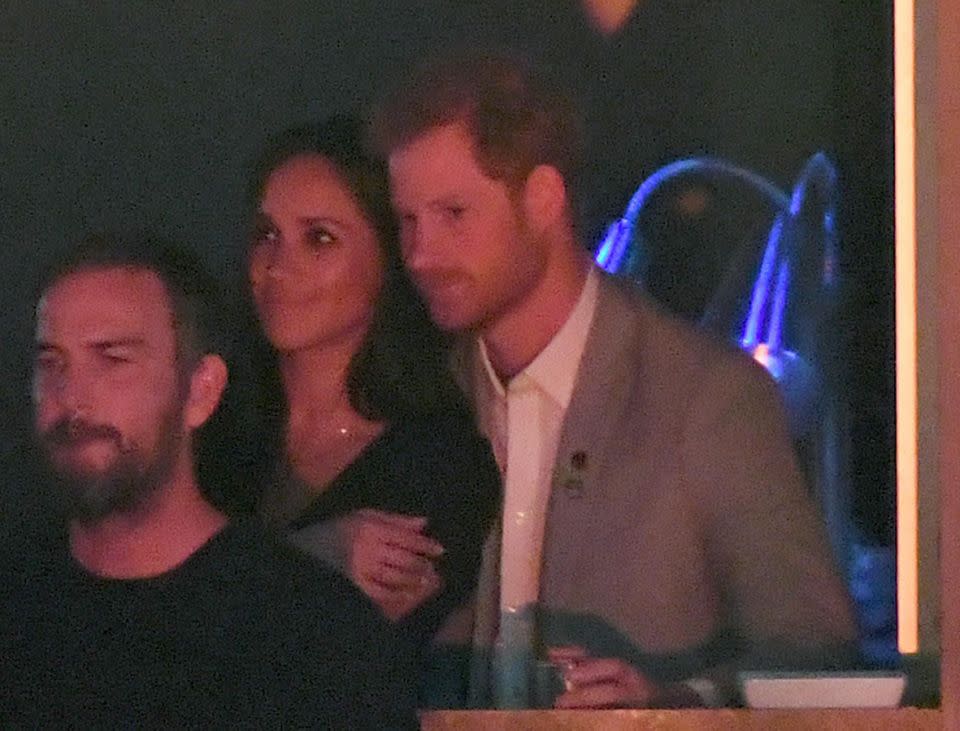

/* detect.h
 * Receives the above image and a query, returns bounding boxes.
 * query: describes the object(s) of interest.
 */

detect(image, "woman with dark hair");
[244,116,499,662]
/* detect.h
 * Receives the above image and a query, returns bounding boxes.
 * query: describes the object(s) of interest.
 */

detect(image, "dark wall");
[0,2,892,538]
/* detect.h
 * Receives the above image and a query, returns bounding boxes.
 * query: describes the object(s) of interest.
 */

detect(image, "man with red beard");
[0,234,416,728]
[373,53,856,708]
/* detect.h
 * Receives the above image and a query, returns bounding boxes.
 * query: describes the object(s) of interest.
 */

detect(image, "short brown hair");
[370,51,583,197]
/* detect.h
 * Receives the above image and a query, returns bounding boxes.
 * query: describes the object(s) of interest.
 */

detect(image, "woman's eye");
[250,225,278,247]
[306,227,335,248]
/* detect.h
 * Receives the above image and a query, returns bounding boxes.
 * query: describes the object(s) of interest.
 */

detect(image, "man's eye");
[34,354,61,373]
[101,351,132,365]
[444,206,466,221]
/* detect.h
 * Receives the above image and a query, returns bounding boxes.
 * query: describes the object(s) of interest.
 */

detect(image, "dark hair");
[34,232,226,371]
[246,114,463,425]
[370,51,583,199]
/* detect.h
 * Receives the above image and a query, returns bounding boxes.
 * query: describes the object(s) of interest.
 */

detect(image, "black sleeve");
[283,572,421,730]
[318,616,420,730]
[395,413,501,639]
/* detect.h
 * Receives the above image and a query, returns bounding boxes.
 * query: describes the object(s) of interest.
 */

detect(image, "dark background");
[0,2,893,542]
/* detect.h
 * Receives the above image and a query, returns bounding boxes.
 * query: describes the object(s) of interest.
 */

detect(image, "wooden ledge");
[420,708,939,730]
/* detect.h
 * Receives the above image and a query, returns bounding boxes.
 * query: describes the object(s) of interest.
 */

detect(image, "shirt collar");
[477,266,599,409]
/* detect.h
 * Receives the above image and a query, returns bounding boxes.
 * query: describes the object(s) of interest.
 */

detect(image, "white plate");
[739,671,906,709]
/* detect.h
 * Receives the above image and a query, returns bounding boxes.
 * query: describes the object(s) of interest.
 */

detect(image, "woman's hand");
[338,509,445,621]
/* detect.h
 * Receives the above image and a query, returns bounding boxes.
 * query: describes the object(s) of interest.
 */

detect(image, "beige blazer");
[458,273,857,705]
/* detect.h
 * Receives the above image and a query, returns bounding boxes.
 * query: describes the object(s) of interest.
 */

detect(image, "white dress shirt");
[474,267,600,615]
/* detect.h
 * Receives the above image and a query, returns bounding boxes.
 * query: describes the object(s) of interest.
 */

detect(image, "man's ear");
[522,164,567,235]
[183,354,228,431]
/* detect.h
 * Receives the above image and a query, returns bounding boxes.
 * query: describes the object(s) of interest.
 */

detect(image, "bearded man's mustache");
[41,418,125,450]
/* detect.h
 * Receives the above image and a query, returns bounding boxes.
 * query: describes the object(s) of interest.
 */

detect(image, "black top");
[0,521,418,729]
[264,410,501,645]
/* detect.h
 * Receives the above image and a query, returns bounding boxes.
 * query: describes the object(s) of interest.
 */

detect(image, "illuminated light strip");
[894,0,919,655]
[740,216,783,349]
[767,261,789,353]
[594,158,789,278]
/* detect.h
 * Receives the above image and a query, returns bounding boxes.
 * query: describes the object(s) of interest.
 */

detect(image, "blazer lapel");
[540,276,646,602]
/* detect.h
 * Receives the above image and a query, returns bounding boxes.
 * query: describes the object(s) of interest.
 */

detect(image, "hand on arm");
[338,509,445,621]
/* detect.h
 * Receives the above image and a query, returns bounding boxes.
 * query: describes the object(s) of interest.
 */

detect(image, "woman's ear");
[183,354,228,431]
[522,164,568,235]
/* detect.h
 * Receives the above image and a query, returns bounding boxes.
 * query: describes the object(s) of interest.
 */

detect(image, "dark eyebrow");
[32,338,149,361]
[94,337,147,350]
[298,215,347,229]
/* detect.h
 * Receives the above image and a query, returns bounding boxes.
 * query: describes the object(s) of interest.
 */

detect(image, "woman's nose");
[263,244,285,278]
[251,243,287,284]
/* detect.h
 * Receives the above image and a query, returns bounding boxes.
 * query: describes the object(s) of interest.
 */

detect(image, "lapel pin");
[558,450,588,498]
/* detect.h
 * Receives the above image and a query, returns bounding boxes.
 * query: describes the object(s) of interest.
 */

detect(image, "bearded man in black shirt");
[0,233,416,729]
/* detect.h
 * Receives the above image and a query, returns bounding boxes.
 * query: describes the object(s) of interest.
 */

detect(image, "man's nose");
[403,218,439,271]
[49,367,93,416]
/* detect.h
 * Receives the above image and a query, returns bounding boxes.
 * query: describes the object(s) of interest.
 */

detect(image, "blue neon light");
[594,157,789,278]
[595,152,839,389]
[741,215,784,350]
